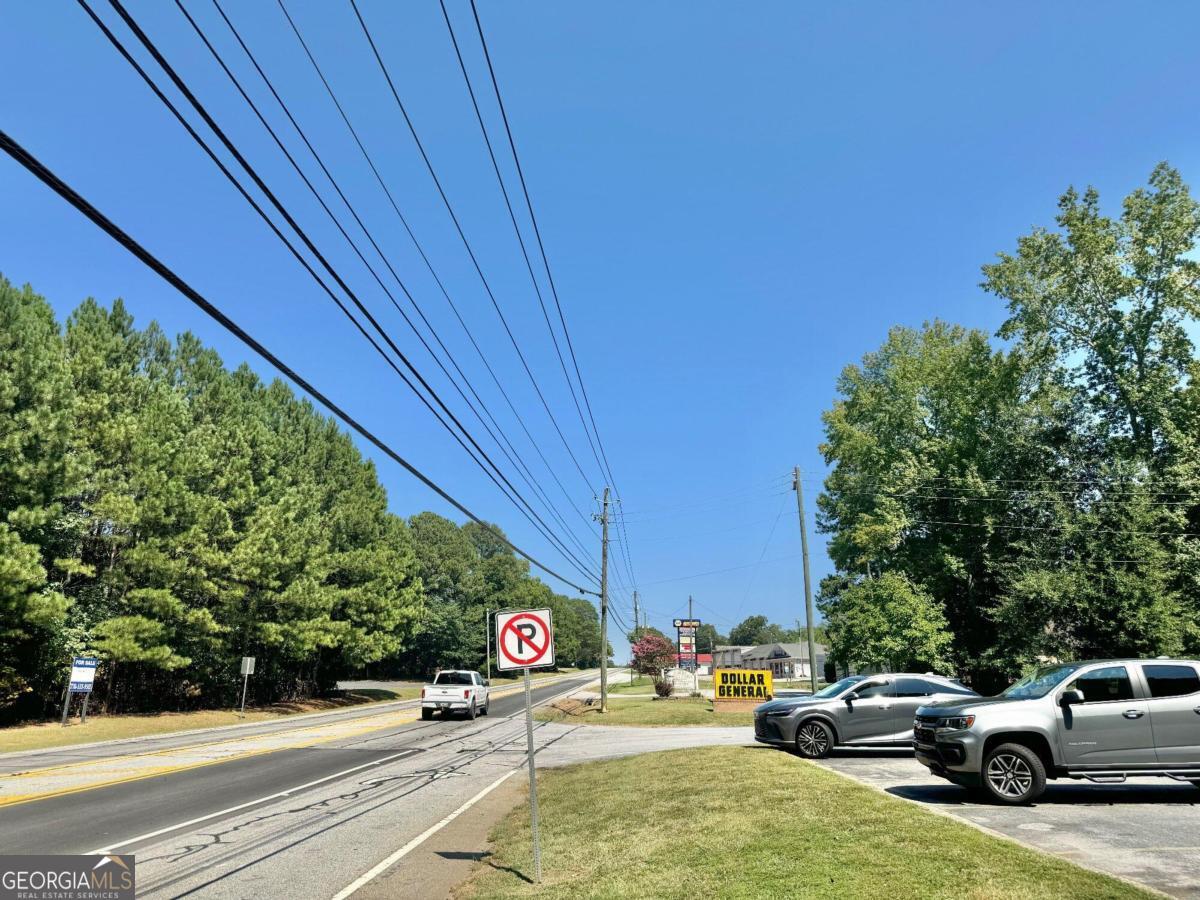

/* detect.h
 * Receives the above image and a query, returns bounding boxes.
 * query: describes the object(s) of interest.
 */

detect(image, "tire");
[482,701,489,716]
[421,708,433,721]
[982,742,1046,804]
[794,719,834,759]
[466,699,477,720]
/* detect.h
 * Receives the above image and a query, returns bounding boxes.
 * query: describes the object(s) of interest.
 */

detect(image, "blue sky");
[4,1,1200,659]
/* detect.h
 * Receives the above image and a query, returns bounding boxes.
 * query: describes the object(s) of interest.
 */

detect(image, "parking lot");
[815,748,1200,898]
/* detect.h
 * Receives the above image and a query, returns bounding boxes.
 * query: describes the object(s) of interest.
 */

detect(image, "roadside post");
[61,656,98,726]
[495,608,556,884]
[239,656,255,718]
[674,618,701,692]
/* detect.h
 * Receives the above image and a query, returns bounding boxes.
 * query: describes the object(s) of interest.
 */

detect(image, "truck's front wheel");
[982,743,1046,804]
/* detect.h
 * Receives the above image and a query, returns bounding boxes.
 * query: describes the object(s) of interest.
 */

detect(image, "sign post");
[239,656,255,718]
[495,608,556,884]
[61,657,98,726]
[673,618,701,672]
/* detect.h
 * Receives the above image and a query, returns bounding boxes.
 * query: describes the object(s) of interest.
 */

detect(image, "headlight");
[765,707,797,717]
[940,715,975,730]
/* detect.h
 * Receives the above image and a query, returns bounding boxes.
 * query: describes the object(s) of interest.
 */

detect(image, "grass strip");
[458,746,1150,899]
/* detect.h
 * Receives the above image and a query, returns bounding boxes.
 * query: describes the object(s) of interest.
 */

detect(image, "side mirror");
[1060,688,1085,706]
[484,679,491,687]
[844,691,860,703]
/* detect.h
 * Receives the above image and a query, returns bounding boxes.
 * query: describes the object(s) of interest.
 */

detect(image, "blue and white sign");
[69,657,98,693]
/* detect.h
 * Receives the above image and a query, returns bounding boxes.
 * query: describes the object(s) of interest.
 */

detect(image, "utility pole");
[595,487,610,713]
[792,466,819,694]
[630,590,639,685]
[688,594,697,692]
[485,609,491,683]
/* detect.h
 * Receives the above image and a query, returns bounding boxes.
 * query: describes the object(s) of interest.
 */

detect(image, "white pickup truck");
[421,670,490,720]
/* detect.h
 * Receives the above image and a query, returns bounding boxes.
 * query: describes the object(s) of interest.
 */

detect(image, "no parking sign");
[495,608,555,671]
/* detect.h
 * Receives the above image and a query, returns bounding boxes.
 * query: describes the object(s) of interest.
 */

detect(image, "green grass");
[535,695,754,727]
[608,675,713,695]
[457,746,1150,900]
[606,674,656,694]
[0,689,403,754]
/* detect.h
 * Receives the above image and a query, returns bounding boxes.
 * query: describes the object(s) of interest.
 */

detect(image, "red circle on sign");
[500,614,550,665]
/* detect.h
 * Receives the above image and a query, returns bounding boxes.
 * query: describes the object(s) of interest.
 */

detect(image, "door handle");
[1123,709,1144,719]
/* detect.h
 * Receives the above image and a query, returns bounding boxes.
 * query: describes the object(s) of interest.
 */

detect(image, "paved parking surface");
[815,748,1200,898]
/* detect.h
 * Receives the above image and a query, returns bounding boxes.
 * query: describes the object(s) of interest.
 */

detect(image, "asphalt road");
[0,672,594,857]
[815,747,1200,898]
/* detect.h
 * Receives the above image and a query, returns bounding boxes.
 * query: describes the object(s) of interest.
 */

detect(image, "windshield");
[434,672,473,685]
[1001,664,1081,699]
[811,676,866,699]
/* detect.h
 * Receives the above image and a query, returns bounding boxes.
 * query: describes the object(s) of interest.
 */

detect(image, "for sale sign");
[68,657,97,693]
[495,608,555,671]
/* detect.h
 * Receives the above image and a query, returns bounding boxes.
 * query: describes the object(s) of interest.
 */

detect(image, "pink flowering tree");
[631,633,677,696]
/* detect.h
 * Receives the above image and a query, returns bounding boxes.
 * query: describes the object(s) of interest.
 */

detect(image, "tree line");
[816,164,1200,692]
[0,280,604,722]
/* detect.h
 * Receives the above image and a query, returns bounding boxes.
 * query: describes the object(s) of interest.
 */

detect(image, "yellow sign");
[714,668,773,702]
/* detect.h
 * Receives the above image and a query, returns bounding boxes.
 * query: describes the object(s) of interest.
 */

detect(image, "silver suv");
[754,673,978,757]
[914,658,1200,804]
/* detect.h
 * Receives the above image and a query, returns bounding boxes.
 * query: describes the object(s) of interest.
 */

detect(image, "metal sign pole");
[239,673,249,719]
[523,666,542,883]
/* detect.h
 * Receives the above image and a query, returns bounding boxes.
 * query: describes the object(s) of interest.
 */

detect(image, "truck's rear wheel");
[421,708,433,721]
[466,699,477,720]
[982,743,1046,804]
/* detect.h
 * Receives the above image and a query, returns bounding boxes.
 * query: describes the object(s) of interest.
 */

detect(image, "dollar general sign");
[714,668,773,702]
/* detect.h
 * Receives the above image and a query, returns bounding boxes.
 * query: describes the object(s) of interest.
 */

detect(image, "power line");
[468,0,618,494]
[453,0,643,597]
[88,0,598,585]
[0,127,598,595]
[194,0,599,572]
[347,0,600,496]
[437,0,606,488]
[270,0,600,550]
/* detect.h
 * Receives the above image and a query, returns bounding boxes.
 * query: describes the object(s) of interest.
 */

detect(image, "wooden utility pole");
[597,487,610,713]
[630,590,639,684]
[792,466,819,694]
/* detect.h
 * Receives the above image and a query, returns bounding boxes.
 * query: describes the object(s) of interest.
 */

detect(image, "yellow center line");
[0,710,421,810]
[0,675,582,808]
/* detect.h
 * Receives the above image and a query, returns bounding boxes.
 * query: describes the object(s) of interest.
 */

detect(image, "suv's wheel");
[794,720,834,759]
[982,743,1046,804]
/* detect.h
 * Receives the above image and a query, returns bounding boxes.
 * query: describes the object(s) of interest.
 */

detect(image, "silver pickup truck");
[914,658,1200,803]
[421,670,490,720]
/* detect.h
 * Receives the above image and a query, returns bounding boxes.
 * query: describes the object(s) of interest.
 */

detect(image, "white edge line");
[87,748,421,854]
[330,769,519,900]
[329,672,603,899]
[85,670,599,856]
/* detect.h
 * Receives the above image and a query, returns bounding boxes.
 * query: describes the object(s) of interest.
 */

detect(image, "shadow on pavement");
[829,746,913,759]
[888,782,1200,807]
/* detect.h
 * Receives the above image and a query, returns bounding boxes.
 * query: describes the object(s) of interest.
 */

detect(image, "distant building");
[713,645,753,669]
[738,642,828,680]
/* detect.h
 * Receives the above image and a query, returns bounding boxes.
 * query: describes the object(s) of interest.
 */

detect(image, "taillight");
[420,688,425,699]
[463,689,470,698]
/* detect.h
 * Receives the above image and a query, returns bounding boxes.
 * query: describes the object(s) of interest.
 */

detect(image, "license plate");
[438,702,449,708]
